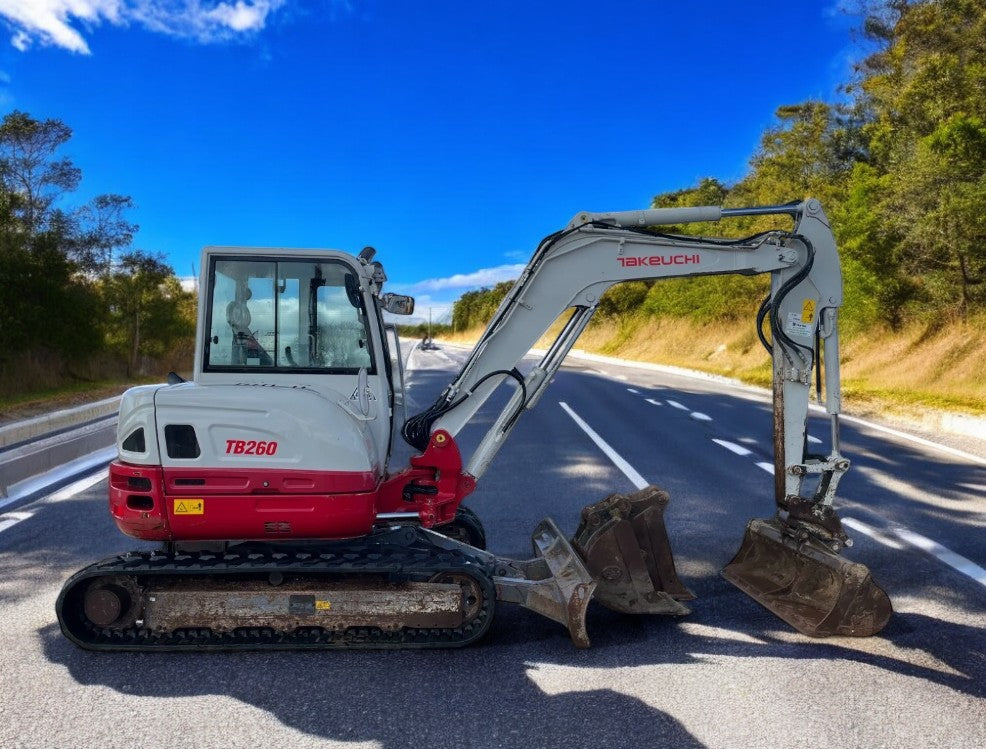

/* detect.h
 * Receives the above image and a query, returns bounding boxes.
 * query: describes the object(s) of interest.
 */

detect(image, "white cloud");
[203,0,268,31]
[0,0,287,55]
[395,263,525,295]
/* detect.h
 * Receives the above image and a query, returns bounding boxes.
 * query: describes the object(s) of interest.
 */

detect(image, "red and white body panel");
[110,247,474,543]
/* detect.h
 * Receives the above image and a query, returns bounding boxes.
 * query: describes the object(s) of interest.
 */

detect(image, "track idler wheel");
[82,577,142,629]
[572,486,694,615]
[722,518,892,637]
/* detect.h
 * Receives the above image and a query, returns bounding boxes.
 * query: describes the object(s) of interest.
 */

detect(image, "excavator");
[56,198,892,650]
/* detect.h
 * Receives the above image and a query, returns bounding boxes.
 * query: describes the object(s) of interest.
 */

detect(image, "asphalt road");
[0,342,983,748]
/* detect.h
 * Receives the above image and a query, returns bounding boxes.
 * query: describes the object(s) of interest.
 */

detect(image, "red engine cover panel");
[108,431,476,542]
[109,461,378,541]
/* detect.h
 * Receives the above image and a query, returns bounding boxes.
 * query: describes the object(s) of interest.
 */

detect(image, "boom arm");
[405,199,848,529]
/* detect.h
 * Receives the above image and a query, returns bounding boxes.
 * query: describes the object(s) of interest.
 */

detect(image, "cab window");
[205,257,375,374]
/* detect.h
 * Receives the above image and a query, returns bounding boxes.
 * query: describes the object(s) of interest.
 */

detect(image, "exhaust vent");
[264,522,292,534]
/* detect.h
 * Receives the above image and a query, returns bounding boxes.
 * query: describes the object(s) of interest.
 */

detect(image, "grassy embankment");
[445,314,986,421]
[5,316,982,427]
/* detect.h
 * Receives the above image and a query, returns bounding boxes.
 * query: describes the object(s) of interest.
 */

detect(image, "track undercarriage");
[57,487,699,651]
[58,527,498,651]
[56,485,890,651]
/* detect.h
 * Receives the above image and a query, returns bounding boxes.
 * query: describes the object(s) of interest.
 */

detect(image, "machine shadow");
[39,623,706,749]
[39,603,984,749]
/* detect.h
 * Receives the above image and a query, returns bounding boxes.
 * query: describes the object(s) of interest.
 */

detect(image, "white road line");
[893,526,986,588]
[645,398,662,406]
[559,402,647,490]
[42,469,108,504]
[666,400,689,411]
[713,439,753,457]
[0,511,33,534]
[810,406,986,467]
[807,435,822,444]
[691,412,712,421]
[842,517,905,550]
[626,388,640,394]
[0,466,108,536]
[756,461,775,475]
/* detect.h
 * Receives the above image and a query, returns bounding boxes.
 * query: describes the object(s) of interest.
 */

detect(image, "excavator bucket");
[490,486,694,648]
[722,518,892,637]
[572,486,694,615]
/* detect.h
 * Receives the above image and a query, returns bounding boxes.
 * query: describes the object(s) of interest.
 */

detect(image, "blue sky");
[0,1,860,322]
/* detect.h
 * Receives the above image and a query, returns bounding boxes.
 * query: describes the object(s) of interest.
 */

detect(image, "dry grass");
[449,313,986,418]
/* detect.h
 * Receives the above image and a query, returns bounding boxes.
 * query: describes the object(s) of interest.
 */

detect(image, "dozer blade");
[722,518,892,637]
[572,486,694,615]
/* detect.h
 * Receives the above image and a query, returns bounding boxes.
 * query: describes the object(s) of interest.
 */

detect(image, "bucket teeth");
[722,518,892,637]
[572,486,694,615]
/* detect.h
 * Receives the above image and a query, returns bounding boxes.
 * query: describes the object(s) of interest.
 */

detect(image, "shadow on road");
[40,622,705,749]
[39,600,986,749]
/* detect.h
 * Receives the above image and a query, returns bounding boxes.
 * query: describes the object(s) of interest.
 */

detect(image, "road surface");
[0,342,983,748]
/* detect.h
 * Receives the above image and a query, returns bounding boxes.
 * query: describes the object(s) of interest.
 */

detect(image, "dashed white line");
[713,439,753,457]
[756,462,775,475]
[691,412,712,421]
[559,402,647,490]
[645,398,662,406]
[626,388,640,394]
[807,435,822,444]
[666,400,689,411]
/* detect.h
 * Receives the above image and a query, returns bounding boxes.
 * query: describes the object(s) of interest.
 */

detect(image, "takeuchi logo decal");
[619,254,701,267]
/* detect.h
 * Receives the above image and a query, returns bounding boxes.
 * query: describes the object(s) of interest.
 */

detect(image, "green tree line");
[455,0,986,334]
[0,111,195,399]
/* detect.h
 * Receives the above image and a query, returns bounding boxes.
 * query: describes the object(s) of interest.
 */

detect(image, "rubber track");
[56,527,496,651]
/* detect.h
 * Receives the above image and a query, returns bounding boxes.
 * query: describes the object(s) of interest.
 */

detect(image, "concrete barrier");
[0,396,121,500]
[0,396,121,449]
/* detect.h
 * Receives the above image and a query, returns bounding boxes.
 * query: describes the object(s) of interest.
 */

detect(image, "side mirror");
[381,293,415,315]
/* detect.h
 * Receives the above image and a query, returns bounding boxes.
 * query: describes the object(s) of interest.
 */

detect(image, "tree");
[850,0,986,316]
[66,194,139,275]
[734,102,856,210]
[102,252,194,376]
[0,111,80,236]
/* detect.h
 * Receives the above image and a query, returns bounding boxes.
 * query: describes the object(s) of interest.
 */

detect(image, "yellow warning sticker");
[801,298,817,324]
[174,499,204,515]
[315,600,332,611]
